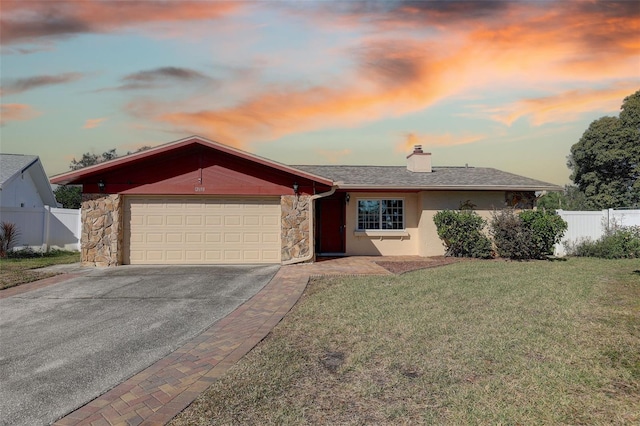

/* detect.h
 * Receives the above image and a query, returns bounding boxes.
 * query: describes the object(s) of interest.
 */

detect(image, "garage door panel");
[185,233,202,243]
[130,215,144,226]
[146,233,164,243]
[147,251,165,261]
[243,250,260,261]
[205,233,221,243]
[243,233,260,243]
[205,250,222,261]
[224,233,241,243]
[185,251,203,261]
[224,250,242,261]
[185,216,202,226]
[146,215,164,226]
[263,233,280,244]
[262,216,280,226]
[124,197,281,264]
[224,216,241,226]
[262,250,280,261]
[166,233,183,243]
[205,216,221,226]
[243,215,260,226]
[166,215,183,226]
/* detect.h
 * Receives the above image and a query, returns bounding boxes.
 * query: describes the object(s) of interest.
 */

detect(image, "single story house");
[50,136,561,266]
[1,154,59,208]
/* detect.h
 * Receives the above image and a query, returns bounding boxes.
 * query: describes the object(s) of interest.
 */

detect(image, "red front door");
[317,193,346,254]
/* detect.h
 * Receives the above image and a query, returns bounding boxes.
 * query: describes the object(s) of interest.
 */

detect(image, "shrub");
[0,222,21,258]
[573,226,640,259]
[433,210,493,258]
[490,209,567,259]
[519,210,568,257]
[489,209,533,259]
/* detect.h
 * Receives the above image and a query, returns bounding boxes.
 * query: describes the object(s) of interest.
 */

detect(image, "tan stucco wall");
[343,190,506,257]
[419,191,505,256]
[345,192,420,256]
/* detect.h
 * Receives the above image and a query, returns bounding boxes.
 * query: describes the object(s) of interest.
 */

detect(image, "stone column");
[281,195,310,262]
[81,194,123,267]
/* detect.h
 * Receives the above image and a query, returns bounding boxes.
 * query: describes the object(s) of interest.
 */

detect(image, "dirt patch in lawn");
[375,256,463,274]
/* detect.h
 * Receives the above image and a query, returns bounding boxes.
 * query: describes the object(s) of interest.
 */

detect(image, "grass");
[171,258,640,425]
[0,250,80,290]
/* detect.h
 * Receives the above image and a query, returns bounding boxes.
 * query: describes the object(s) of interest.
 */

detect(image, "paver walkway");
[44,256,428,426]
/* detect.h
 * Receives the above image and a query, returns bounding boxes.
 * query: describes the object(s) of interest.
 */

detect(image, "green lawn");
[171,258,640,425]
[0,250,80,290]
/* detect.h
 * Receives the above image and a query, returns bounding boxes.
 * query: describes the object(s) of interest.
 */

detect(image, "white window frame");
[356,198,405,231]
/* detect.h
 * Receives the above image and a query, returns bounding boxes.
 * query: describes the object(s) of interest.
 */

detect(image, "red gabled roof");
[50,135,334,186]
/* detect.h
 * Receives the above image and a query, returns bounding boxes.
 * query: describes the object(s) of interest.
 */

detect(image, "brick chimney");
[406,145,432,172]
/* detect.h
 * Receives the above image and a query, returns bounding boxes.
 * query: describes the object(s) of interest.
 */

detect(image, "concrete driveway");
[0,264,279,426]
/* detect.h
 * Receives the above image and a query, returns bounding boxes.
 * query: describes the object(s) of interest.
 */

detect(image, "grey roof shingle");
[292,165,561,191]
[0,154,38,186]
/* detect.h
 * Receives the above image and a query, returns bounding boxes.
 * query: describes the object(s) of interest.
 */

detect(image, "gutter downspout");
[282,185,337,265]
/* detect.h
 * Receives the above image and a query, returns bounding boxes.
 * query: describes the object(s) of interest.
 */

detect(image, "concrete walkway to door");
[53,257,426,426]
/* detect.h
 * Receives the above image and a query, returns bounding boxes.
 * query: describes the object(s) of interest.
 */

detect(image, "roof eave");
[336,184,563,191]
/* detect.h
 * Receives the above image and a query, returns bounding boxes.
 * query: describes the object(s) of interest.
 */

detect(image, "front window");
[357,199,404,230]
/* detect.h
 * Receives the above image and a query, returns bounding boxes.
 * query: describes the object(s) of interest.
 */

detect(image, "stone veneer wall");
[81,194,123,267]
[281,195,310,262]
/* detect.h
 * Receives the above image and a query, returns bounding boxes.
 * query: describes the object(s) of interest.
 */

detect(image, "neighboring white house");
[0,154,81,251]
[0,154,59,208]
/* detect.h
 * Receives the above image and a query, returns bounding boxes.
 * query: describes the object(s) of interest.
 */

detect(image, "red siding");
[81,145,327,195]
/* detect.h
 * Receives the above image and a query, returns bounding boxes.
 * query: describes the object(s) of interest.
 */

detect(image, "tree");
[568,90,640,209]
[54,185,82,209]
[127,145,152,155]
[69,146,152,170]
[69,149,117,170]
[537,185,591,211]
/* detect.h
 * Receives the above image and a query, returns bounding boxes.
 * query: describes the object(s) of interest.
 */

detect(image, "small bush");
[6,247,41,259]
[490,210,567,259]
[0,222,21,258]
[433,210,493,258]
[519,210,568,257]
[489,209,533,259]
[573,227,640,259]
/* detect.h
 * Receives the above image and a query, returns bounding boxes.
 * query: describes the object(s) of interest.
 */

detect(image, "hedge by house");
[432,210,493,258]
[489,210,567,260]
[433,209,567,260]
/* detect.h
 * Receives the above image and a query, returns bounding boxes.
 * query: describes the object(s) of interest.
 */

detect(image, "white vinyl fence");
[555,208,640,256]
[0,206,81,251]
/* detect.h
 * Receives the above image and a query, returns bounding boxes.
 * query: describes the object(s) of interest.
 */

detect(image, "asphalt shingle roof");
[0,154,38,186]
[292,165,561,191]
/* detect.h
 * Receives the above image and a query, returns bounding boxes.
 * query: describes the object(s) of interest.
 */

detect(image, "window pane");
[357,199,404,230]
[381,199,403,229]
[358,200,380,230]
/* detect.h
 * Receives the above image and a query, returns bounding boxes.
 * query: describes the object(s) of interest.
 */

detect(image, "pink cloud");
[0,104,39,125]
[119,1,638,146]
[1,0,242,45]
[485,84,639,126]
[82,117,107,129]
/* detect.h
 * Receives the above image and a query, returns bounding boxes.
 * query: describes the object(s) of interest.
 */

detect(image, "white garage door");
[124,197,281,264]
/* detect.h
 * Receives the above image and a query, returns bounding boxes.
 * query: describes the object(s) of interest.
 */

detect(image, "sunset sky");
[1,0,638,185]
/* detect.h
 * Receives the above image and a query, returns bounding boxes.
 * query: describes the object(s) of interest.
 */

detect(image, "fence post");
[77,208,82,251]
[610,208,617,230]
[42,205,51,252]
